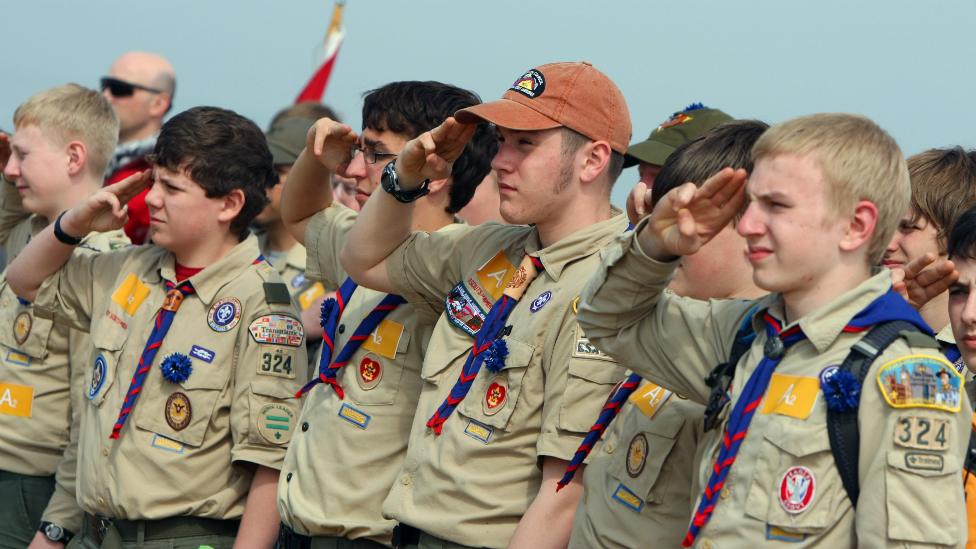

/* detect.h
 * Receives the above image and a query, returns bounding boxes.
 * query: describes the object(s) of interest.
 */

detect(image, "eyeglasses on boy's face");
[100,77,163,98]
[352,144,397,165]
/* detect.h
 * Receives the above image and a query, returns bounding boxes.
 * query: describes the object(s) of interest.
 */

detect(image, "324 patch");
[877,354,962,412]
[249,315,304,347]
[259,348,296,379]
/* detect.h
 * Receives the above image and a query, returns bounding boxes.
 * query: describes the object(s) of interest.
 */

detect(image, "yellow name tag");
[628,382,672,419]
[111,273,151,316]
[475,251,516,301]
[761,373,819,419]
[298,282,326,311]
[361,319,404,360]
[0,382,33,417]
[151,434,185,454]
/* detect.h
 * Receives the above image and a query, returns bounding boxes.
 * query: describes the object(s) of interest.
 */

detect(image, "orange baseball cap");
[455,61,632,154]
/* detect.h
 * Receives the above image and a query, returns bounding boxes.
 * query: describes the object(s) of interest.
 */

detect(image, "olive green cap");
[623,105,733,168]
[266,117,317,166]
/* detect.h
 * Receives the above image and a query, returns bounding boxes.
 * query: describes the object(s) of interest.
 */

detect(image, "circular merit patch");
[483,377,508,415]
[779,466,815,514]
[208,297,242,332]
[13,311,31,345]
[89,354,107,400]
[258,403,295,445]
[357,355,383,391]
[626,433,649,478]
[165,392,192,431]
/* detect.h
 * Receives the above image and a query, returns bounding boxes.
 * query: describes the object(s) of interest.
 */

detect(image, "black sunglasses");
[100,77,162,98]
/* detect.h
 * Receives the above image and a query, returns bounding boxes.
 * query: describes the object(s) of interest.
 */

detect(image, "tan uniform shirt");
[33,234,307,520]
[378,215,628,548]
[278,204,450,545]
[0,183,129,531]
[568,376,703,549]
[577,228,970,548]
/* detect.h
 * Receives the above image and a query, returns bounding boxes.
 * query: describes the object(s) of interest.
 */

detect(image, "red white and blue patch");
[779,466,815,514]
[530,291,552,313]
[208,297,242,332]
[88,354,107,400]
[189,345,215,364]
[445,282,487,336]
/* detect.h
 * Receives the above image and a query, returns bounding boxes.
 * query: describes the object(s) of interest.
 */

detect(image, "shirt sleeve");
[385,224,478,316]
[33,247,130,333]
[0,179,31,248]
[304,204,357,289]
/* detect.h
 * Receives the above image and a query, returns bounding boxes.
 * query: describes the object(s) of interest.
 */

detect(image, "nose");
[144,179,163,208]
[885,232,901,256]
[736,201,762,237]
[345,150,367,179]
[963,292,976,326]
[490,143,513,173]
[3,154,20,180]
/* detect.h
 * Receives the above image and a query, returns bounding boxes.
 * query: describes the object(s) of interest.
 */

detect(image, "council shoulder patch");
[510,68,546,99]
[208,297,242,332]
[445,283,486,336]
[877,354,962,412]
[249,314,304,347]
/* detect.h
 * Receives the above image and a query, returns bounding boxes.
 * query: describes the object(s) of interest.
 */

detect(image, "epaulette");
[263,282,292,305]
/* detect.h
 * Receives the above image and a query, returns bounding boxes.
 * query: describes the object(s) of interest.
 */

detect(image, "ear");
[148,93,171,118]
[426,176,450,196]
[840,200,879,253]
[65,141,88,177]
[578,140,612,185]
[216,188,246,225]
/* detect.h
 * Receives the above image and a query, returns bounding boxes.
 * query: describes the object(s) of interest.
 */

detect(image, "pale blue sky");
[4,0,975,206]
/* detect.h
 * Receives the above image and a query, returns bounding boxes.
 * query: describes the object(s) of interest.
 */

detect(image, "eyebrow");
[748,189,791,201]
[362,137,389,152]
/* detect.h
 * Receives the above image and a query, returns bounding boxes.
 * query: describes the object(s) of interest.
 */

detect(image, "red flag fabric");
[296,2,345,103]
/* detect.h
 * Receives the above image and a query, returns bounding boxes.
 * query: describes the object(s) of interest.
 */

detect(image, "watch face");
[44,523,64,540]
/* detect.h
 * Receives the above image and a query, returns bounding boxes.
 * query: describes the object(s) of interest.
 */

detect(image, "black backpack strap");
[825,320,939,507]
[703,307,757,432]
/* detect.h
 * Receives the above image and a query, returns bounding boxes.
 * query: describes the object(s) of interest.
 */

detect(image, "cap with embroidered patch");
[623,104,733,168]
[455,61,632,154]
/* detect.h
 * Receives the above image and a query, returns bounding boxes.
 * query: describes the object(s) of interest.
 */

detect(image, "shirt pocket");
[558,357,627,433]
[457,338,535,431]
[347,329,412,406]
[247,376,302,446]
[0,286,55,363]
[608,410,686,504]
[885,449,962,545]
[744,421,848,534]
[86,322,128,406]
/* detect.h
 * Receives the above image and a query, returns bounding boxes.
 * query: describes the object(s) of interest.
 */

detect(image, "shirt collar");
[533,211,628,280]
[156,234,263,304]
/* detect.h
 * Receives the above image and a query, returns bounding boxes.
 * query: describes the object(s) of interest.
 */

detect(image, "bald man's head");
[103,51,176,144]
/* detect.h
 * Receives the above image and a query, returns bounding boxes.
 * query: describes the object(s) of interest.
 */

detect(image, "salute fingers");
[308,118,357,172]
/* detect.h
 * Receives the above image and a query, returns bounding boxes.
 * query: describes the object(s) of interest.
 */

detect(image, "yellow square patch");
[0,382,34,417]
[475,251,516,301]
[298,282,326,311]
[628,382,672,419]
[111,273,151,316]
[361,319,404,360]
[760,373,819,419]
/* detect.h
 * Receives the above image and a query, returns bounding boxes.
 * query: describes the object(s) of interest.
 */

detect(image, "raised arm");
[279,118,357,244]
[6,170,149,301]
[341,117,475,293]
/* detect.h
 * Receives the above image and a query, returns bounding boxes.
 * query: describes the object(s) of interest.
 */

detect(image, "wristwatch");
[381,160,430,203]
[39,521,74,543]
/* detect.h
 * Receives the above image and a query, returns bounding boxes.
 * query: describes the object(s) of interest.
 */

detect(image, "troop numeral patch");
[894,416,949,451]
[259,349,295,379]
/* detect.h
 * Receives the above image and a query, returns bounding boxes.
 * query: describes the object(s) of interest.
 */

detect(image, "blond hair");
[13,84,119,178]
[907,147,976,252]
[752,113,909,264]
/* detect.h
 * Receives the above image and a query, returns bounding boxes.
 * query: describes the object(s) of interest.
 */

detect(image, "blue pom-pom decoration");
[822,369,861,412]
[320,297,337,330]
[683,102,706,112]
[483,339,509,374]
[160,353,193,384]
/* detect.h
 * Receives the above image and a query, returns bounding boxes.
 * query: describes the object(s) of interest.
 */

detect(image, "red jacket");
[105,157,151,244]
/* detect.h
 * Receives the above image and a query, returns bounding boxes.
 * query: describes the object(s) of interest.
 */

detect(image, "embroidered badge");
[358,355,383,390]
[761,373,819,419]
[510,68,546,99]
[765,525,806,542]
[573,324,614,362]
[338,402,371,430]
[259,348,296,379]
[628,382,672,419]
[819,365,839,386]
[298,282,326,311]
[626,433,649,478]
[165,392,192,431]
[89,355,107,400]
[258,403,295,444]
[877,354,963,412]
[189,345,216,364]
[0,382,34,417]
[291,273,306,289]
[208,297,242,332]
[894,416,949,451]
[904,451,944,471]
[445,283,487,336]
[530,291,552,313]
[361,319,404,360]
[611,482,645,512]
[476,250,517,302]
[779,466,815,514]
[5,350,30,367]
[483,378,508,415]
[463,419,493,444]
[248,314,304,347]
[151,433,185,454]
[13,311,31,345]
[111,273,150,316]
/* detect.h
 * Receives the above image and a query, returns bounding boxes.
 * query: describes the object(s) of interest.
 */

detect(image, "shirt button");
[720,487,731,500]
[301,422,309,432]
[700,539,713,549]
[401,474,412,486]
[338,324,346,334]
[102,447,109,457]
[605,441,616,454]
[286,472,293,482]
[97,497,106,507]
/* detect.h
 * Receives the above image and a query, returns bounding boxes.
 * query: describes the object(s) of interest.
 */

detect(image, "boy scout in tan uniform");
[341,62,631,548]
[578,114,970,547]
[275,81,497,547]
[6,106,307,548]
[0,85,129,547]
[568,119,768,549]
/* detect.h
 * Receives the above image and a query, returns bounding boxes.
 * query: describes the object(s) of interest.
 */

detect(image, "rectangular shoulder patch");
[111,273,151,316]
[361,319,404,360]
[0,382,34,417]
[628,382,672,419]
[475,250,516,303]
[877,354,963,412]
[298,282,326,311]
[761,373,819,419]
[263,282,293,305]
[249,314,305,347]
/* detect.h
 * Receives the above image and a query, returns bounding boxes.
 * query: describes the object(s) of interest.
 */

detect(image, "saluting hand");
[306,117,358,177]
[891,252,959,310]
[638,167,747,260]
[395,117,476,189]
[626,181,652,225]
[61,169,152,235]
